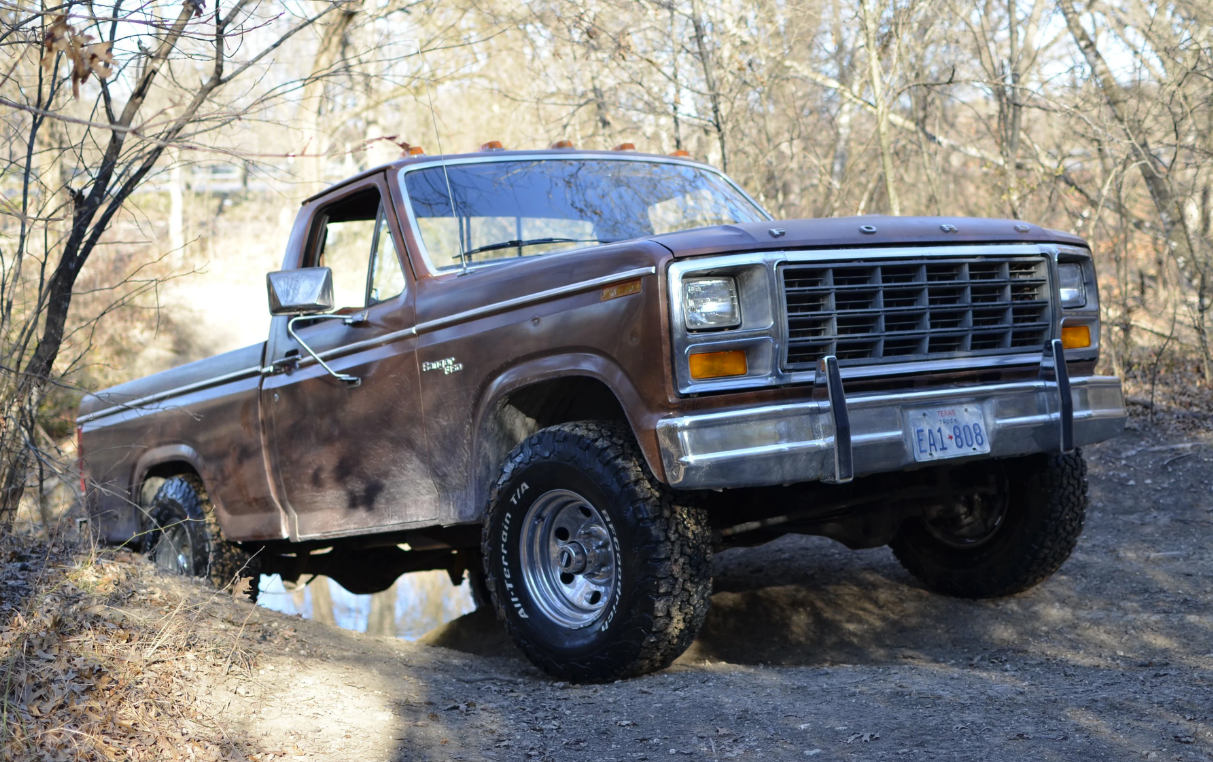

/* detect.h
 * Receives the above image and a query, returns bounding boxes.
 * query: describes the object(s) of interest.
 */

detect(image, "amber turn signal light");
[1061,325,1091,349]
[689,350,748,380]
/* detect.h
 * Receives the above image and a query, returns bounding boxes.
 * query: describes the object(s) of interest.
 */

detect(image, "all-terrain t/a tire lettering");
[482,422,712,682]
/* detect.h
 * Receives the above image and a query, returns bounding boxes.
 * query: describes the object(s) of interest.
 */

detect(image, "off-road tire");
[890,451,1087,598]
[147,475,261,602]
[481,422,712,682]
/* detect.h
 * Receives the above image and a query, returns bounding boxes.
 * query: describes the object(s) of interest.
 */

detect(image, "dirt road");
[125,420,1213,761]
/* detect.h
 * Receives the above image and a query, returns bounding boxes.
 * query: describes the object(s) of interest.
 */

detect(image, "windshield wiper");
[462,237,603,259]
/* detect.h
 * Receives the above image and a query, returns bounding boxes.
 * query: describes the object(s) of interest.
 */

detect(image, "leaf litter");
[0,533,271,761]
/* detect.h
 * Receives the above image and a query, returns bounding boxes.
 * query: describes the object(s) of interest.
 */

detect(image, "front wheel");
[482,422,712,682]
[890,451,1087,598]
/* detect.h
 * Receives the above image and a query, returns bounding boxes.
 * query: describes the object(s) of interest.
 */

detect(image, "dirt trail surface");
[38,419,1213,761]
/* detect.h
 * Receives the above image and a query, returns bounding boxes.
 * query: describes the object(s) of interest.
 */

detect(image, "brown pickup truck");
[79,147,1127,681]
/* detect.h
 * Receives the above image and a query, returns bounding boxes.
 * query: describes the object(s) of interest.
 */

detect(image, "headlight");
[683,277,741,330]
[1058,263,1087,308]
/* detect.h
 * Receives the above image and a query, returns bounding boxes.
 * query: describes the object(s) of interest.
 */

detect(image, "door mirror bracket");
[286,316,361,386]
[265,267,361,387]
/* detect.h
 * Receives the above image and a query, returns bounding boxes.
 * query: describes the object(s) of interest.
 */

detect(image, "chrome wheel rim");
[153,522,195,576]
[519,489,617,629]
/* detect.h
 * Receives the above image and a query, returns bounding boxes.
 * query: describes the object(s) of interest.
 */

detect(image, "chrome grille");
[781,256,1052,369]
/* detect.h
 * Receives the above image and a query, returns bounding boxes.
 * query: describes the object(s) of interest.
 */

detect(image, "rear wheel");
[147,476,260,602]
[890,452,1087,598]
[482,422,712,682]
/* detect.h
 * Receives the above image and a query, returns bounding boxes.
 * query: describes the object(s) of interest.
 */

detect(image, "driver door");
[262,177,438,539]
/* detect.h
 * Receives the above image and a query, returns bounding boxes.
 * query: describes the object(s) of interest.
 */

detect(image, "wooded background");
[1,0,1210,526]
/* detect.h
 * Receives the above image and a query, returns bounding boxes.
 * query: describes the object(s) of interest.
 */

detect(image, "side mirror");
[267,267,334,316]
[263,266,361,387]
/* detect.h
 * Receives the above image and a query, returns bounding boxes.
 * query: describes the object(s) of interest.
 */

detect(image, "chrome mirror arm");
[286,315,362,386]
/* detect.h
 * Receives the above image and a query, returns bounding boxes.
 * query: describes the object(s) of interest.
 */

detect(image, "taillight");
[76,424,86,497]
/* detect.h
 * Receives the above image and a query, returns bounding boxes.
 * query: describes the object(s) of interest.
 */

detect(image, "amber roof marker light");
[612,142,637,151]
[549,140,575,149]
[479,140,505,151]
[669,149,691,157]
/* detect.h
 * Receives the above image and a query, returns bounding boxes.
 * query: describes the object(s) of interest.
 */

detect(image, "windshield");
[402,158,768,271]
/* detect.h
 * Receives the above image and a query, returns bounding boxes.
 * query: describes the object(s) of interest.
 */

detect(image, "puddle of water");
[256,571,477,640]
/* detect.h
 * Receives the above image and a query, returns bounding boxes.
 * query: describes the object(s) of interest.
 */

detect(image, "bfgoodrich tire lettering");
[482,422,712,682]
[890,451,1088,598]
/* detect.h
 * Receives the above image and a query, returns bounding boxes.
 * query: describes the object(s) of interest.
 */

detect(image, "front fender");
[469,352,667,516]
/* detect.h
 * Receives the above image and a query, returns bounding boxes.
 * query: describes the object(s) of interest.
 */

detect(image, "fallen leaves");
[1,535,261,761]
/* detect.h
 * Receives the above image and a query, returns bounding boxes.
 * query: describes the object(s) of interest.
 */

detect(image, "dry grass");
[0,533,268,761]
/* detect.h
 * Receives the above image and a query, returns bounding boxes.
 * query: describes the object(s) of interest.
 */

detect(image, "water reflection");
[256,571,477,640]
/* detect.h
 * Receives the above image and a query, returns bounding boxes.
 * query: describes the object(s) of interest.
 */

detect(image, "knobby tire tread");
[149,475,261,603]
[891,451,1087,599]
[481,421,712,682]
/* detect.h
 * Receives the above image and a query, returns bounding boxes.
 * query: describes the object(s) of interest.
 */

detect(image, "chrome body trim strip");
[79,268,656,424]
[413,266,657,334]
[76,365,264,424]
[656,375,1126,490]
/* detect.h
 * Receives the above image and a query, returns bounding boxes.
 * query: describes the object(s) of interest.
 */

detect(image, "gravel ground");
[166,420,1213,761]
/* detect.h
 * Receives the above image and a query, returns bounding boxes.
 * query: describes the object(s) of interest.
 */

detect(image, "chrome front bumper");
[656,371,1126,490]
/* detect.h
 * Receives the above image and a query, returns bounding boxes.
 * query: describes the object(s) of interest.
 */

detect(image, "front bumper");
[656,372,1126,490]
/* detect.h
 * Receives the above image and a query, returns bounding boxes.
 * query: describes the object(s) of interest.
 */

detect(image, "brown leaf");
[85,42,115,80]
[41,15,72,70]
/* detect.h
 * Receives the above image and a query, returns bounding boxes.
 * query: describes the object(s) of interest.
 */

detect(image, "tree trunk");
[309,576,337,626]
[690,5,727,172]
[170,151,185,257]
[0,2,200,526]
[1059,1,1211,381]
[303,3,361,193]
[366,582,397,636]
[861,0,901,215]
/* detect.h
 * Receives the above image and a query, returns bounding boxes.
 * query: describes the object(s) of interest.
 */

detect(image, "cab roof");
[302,148,709,206]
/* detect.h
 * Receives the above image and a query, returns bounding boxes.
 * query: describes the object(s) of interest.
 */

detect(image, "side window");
[308,189,380,310]
[369,209,406,304]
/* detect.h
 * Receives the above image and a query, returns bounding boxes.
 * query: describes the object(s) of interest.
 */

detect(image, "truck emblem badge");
[940,224,958,233]
[768,228,785,238]
[422,357,463,374]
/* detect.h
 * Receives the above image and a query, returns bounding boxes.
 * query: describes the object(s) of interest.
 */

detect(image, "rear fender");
[130,445,236,539]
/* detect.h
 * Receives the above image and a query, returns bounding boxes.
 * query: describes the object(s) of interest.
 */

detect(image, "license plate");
[909,405,990,462]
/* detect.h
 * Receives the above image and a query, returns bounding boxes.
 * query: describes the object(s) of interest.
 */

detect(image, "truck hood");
[649,216,1087,258]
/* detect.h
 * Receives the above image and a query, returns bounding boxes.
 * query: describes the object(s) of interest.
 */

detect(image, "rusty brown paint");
[78,150,1095,548]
